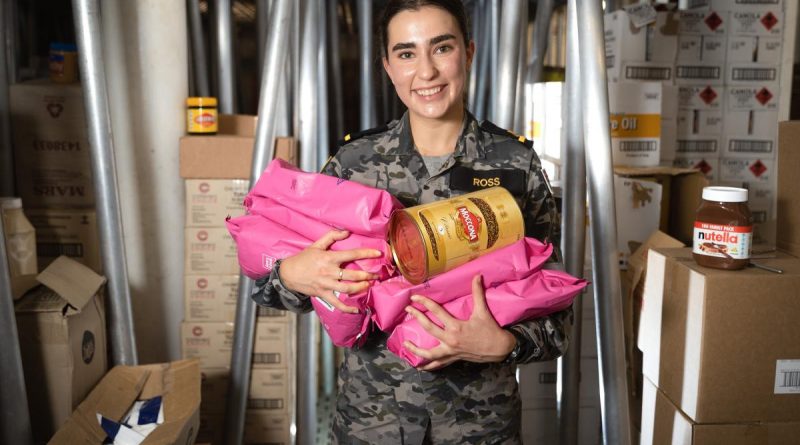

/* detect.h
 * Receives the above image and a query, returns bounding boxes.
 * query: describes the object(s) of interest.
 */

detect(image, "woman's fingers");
[339,269,379,282]
[310,229,350,250]
[316,291,360,314]
[333,248,384,263]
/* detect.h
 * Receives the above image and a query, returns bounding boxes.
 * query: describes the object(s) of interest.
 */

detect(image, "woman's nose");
[417,53,438,80]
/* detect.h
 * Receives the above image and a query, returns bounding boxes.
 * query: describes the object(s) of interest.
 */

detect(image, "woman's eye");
[435,45,453,54]
[398,51,413,60]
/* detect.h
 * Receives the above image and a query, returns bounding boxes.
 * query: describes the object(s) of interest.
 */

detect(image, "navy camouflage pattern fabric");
[251,111,573,444]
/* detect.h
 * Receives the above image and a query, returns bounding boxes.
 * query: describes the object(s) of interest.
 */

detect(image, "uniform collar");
[382,111,486,160]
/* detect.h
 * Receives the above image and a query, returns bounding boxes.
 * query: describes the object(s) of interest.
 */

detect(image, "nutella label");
[692,221,752,259]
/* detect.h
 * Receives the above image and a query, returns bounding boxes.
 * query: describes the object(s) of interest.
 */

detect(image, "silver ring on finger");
[337,268,344,281]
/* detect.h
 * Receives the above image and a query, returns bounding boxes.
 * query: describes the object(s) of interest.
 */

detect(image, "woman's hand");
[403,275,517,371]
[279,229,382,314]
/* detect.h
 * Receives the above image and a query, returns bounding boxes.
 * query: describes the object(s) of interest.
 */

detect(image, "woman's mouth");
[414,85,446,99]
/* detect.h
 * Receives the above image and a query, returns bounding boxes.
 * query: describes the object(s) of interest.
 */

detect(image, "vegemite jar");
[388,187,524,284]
[186,97,218,135]
[692,186,753,270]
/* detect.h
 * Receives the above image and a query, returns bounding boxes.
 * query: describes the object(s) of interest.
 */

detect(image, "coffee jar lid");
[702,186,748,203]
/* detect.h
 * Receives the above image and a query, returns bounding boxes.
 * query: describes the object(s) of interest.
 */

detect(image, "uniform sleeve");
[504,151,572,364]
[249,156,345,314]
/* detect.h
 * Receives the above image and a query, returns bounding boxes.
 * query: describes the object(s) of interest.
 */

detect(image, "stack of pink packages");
[227,159,587,366]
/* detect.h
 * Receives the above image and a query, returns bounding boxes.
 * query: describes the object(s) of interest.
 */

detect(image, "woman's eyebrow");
[391,34,456,53]
[392,42,416,52]
[429,34,456,45]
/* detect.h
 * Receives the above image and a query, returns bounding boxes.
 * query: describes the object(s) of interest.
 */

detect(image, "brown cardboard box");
[201,367,290,414]
[245,411,291,445]
[10,80,95,208]
[218,114,258,137]
[50,359,201,445]
[197,411,224,444]
[26,208,101,272]
[181,321,291,369]
[639,248,800,423]
[778,121,800,257]
[184,274,291,323]
[180,135,299,179]
[184,179,249,227]
[15,256,107,442]
[184,227,239,275]
[641,377,800,445]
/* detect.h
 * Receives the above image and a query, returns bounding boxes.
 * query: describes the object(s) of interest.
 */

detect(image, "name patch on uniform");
[449,166,526,194]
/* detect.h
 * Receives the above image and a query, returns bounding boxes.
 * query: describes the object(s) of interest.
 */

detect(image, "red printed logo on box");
[197,278,208,289]
[199,182,211,193]
[197,230,209,241]
[755,88,773,106]
[695,160,712,175]
[761,12,778,31]
[699,86,718,105]
[46,102,64,118]
[749,160,767,177]
[705,12,723,31]
[192,326,204,336]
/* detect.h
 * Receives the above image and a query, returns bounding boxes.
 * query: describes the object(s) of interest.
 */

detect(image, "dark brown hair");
[379,0,470,57]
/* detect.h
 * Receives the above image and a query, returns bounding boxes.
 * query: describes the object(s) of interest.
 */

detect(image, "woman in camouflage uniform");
[252,1,572,443]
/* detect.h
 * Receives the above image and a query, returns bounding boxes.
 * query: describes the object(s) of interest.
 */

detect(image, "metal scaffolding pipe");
[0,215,34,445]
[488,0,500,122]
[474,0,491,121]
[328,0,345,139]
[72,0,138,366]
[528,0,555,85]
[257,0,270,76]
[224,1,293,443]
[215,0,236,112]
[513,0,528,135]
[0,0,13,196]
[467,0,482,111]
[3,0,17,84]
[575,0,632,442]
[358,0,376,130]
[187,0,210,97]
[494,0,523,129]
[557,1,587,444]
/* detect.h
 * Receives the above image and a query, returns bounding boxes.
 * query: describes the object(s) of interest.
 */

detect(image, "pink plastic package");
[367,238,554,331]
[386,269,587,367]
[311,295,373,348]
[249,159,403,238]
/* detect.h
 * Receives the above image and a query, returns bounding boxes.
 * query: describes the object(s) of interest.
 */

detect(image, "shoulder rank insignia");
[338,124,390,147]
[479,120,533,149]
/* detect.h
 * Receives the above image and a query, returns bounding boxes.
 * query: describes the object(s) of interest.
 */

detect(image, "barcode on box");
[685,0,710,8]
[38,242,84,257]
[253,352,282,365]
[774,360,800,394]
[677,66,721,80]
[729,140,773,154]
[678,140,717,153]
[619,141,658,153]
[625,66,671,81]
[248,398,285,410]
[731,68,777,82]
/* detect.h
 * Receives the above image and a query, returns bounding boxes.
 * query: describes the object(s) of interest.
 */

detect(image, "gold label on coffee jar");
[389,187,524,284]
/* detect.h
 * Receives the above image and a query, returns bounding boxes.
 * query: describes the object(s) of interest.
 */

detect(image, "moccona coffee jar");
[692,186,753,270]
[388,187,524,284]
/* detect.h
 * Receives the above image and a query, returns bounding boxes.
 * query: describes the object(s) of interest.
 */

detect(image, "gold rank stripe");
[609,113,661,139]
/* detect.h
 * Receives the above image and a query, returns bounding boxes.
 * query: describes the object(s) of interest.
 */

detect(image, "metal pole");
[474,0,491,121]
[557,1,586,444]
[495,0,522,129]
[329,0,345,140]
[0,215,34,445]
[467,0,482,112]
[187,0,211,97]
[576,0,632,442]
[72,0,138,366]
[257,0,270,77]
[215,0,236,112]
[224,1,293,444]
[358,0,375,130]
[488,0,500,122]
[528,0,554,85]
[513,0,528,135]
[3,0,17,84]
[605,0,618,13]
[0,0,13,196]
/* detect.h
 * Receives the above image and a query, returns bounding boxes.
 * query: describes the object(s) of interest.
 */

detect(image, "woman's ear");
[382,57,394,84]
[466,40,476,72]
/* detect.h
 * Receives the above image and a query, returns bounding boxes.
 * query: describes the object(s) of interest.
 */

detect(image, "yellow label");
[529,121,543,139]
[609,113,660,138]
[187,108,218,133]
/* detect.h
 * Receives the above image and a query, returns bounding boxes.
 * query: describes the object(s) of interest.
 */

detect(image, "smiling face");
[382,6,474,122]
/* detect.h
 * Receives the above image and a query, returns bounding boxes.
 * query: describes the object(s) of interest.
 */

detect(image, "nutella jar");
[692,187,753,270]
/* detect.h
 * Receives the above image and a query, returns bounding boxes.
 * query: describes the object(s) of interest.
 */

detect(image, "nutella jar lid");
[702,186,748,203]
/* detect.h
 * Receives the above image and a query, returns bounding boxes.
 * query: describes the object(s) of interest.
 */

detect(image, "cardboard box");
[181,321,291,369]
[50,360,201,445]
[197,411,224,444]
[678,84,724,110]
[245,411,291,445]
[720,157,774,183]
[639,248,800,423]
[614,175,663,268]
[641,377,800,445]
[184,274,292,323]
[9,80,95,208]
[679,10,728,35]
[180,136,299,179]
[677,35,727,64]
[726,85,780,111]
[519,357,600,410]
[778,121,800,257]
[722,109,778,158]
[15,256,107,442]
[200,367,290,415]
[604,10,679,83]
[675,62,725,85]
[185,179,249,227]
[673,157,720,182]
[608,82,668,167]
[729,9,783,36]
[184,227,239,275]
[218,114,258,138]
[26,208,101,272]
[726,35,782,64]
[678,109,724,135]
[727,63,780,85]
[709,0,783,12]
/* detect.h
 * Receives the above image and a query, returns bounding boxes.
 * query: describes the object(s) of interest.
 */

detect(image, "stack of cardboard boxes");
[179,115,296,445]
[9,80,102,273]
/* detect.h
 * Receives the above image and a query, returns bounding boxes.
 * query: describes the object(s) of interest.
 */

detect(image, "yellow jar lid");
[186,97,217,107]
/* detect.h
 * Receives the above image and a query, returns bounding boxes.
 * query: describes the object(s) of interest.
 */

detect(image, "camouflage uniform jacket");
[251,111,573,444]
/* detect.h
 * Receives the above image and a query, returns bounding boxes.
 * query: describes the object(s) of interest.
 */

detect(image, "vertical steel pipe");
[557,2,586,444]
[224,1,293,444]
[0,0,13,196]
[72,0,138,366]
[358,0,376,130]
[513,0,528,135]
[467,0,482,111]
[0,215,34,445]
[3,0,17,84]
[329,0,345,139]
[488,0,500,122]
[495,0,523,129]
[529,0,554,85]
[474,0,492,121]
[257,0,270,76]
[575,0,632,442]
[187,0,211,97]
[215,0,236,112]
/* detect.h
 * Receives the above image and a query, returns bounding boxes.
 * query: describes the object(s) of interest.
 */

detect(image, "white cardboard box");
[673,157,720,182]
[184,227,239,274]
[677,109,724,135]
[726,35,782,64]
[725,84,779,110]
[722,109,778,158]
[709,0,783,12]
[608,82,666,167]
[675,62,726,85]
[184,179,249,227]
[604,10,679,83]
[726,63,780,85]
[184,274,291,323]
[719,157,774,183]
[677,35,727,64]
[678,84,724,110]
[729,9,783,36]
[679,10,728,35]
[181,321,292,369]
[614,175,663,268]
[676,135,722,158]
